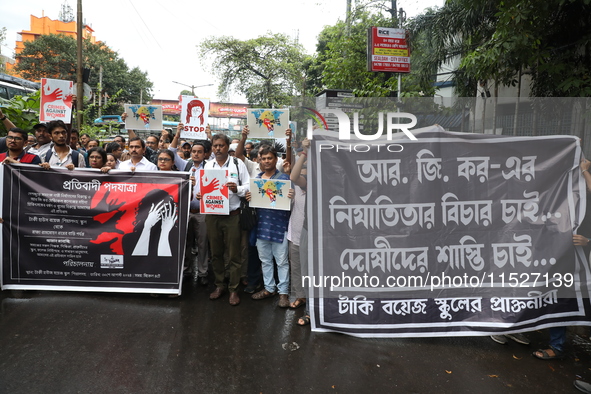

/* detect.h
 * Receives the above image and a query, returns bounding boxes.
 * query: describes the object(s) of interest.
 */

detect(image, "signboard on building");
[209,102,249,118]
[367,27,410,73]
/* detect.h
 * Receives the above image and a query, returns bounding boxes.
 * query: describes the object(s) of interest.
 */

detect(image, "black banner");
[308,126,591,337]
[1,165,190,294]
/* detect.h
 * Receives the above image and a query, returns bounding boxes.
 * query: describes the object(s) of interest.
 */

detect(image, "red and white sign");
[180,96,210,139]
[368,27,410,73]
[199,169,229,215]
[40,78,74,122]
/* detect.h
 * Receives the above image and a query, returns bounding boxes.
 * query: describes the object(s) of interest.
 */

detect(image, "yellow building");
[6,14,97,76]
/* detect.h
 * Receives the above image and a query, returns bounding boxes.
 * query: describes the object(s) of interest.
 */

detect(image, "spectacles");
[158,157,172,162]
[6,136,24,141]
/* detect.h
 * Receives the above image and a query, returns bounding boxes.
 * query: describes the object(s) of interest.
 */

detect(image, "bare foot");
[297,315,310,326]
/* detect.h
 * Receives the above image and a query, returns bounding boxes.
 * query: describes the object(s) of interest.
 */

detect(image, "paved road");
[1,279,590,393]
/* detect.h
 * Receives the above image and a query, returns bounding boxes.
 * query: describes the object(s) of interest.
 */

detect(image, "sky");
[1,0,442,103]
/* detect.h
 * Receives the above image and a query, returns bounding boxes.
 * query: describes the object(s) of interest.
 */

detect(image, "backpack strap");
[234,157,242,186]
[184,159,194,172]
[45,148,80,166]
[71,149,79,166]
[44,148,52,163]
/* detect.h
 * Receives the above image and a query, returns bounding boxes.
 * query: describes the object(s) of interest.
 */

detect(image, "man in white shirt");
[39,120,86,170]
[186,141,210,285]
[203,134,250,306]
[118,137,157,172]
[26,123,52,159]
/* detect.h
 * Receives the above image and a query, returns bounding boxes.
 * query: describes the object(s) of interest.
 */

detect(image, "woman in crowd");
[87,147,107,170]
[156,149,178,172]
[105,153,117,169]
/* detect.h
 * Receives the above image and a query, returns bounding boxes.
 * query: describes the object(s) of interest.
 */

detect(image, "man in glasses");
[0,128,41,165]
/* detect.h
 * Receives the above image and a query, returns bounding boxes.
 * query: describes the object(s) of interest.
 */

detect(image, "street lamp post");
[172,81,213,96]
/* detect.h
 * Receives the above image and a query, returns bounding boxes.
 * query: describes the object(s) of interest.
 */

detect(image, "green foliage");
[408,0,591,97]
[310,4,433,98]
[15,34,154,119]
[16,34,77,80]
[199,33,306,107]
[75,89,124,136]
[319,11,393,96]
[0,90,41,134]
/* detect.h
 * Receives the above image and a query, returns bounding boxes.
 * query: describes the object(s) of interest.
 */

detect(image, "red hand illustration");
[44,87,63,102]
[201,178,220,195]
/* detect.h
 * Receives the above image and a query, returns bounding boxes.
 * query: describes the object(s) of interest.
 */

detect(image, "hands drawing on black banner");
[132,199,178,257]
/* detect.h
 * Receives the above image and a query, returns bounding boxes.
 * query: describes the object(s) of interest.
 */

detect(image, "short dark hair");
[8,127,28,141]
[147,135,159,143]
[70,128,79,137]
[129,137,145,149]
[47,120,67,134]
[211,133,230,147]
[87,147,107,165]
[80,133,90,138]
[106,141,122,153]
[258,145,277,158]
[88,138,100,145]
[199,139,212,154]
[114,135,126,143]
[192,141,207,152]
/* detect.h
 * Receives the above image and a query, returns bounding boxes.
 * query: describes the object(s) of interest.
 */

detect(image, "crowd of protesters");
[0,108,311,325]
[3,106,591,392]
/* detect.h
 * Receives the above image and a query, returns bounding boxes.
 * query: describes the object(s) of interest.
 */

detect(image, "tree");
[15,34,153,117]
[0,27,6,73]
[199,33,306,107]
[408,0,591,97]
[0,91,40,134]
[309,4,434,97]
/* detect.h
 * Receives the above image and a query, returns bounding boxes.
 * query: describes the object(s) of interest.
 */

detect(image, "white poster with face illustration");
[40,78,74,122]
[180,96,209,139]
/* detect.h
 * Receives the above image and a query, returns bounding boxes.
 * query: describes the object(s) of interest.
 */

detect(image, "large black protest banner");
[1,165,190,294]
[307,125,591,337]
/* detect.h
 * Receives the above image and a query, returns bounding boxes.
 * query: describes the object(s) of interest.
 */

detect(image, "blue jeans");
[549,327,567,353]
[256,234,290,295]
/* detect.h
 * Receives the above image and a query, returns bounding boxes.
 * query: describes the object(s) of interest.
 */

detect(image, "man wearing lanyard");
[203,134,250,305]
[185,142,211,285]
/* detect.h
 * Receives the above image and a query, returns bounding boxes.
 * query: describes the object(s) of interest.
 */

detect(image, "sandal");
[533,348,564,360]
[251,289,276,300]
[290,298,306,309]
[297,315,310,326]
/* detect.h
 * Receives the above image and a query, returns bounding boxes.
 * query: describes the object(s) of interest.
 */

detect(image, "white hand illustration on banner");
[132,199,177,257]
